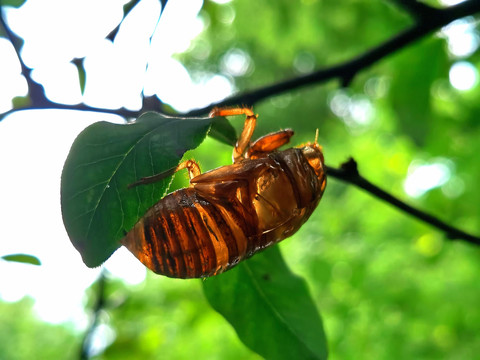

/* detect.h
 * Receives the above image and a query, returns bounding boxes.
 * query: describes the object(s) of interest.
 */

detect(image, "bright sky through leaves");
[403,159,452,198]
[0,0,231,325]
[449,61,479,90]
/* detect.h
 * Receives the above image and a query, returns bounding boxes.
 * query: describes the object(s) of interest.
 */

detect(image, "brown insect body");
[121,108,326,278]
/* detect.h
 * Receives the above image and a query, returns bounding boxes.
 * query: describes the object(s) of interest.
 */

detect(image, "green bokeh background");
[2,0,480,359]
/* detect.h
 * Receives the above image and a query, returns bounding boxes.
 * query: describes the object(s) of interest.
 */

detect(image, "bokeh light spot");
[404,160,452,197]
[449,61,478,91]
[414,234,443,257]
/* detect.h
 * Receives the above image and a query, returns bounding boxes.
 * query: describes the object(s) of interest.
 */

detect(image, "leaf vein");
[84,119,180,238]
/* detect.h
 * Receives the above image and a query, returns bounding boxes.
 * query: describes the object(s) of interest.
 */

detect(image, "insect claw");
[208,107,219,118]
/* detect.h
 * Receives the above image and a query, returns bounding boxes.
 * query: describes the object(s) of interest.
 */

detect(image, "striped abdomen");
[121,187,257,278]
[122,147,326,278]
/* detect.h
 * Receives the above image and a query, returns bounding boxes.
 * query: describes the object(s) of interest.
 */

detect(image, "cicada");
[121,107,326,278]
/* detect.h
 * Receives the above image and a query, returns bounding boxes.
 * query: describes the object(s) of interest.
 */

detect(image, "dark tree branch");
[391,0,439,21]
[2,0,479,120]
[0,102,139,121]
[327,158,480,246]
[185,0,480,116]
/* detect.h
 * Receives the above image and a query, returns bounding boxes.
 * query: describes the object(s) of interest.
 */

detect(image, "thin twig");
[0,102,139,121]
[326,158,480,246]
[79,270,107,360]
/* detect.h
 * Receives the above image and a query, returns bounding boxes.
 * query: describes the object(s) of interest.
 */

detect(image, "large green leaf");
[61,112,218,267]
[203,246,328,360]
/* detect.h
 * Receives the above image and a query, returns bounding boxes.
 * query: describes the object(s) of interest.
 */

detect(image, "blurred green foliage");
[91,274,262,360]
[0,298,79,359]
[1,0,480,359]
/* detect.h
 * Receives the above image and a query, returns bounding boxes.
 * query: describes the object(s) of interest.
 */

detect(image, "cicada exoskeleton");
[121,107,326,278]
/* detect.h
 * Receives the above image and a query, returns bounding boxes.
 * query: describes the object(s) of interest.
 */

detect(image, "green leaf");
[203,246,328,360]
[61,112,216,268]
[208,116,237,146]
[11,95,31,109]
[2,0,27,8]
[2,254,41,266]
[123,0,141,15]
[72,58,86,95]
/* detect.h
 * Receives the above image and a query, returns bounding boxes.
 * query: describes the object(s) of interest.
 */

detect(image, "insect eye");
[302,145,325,178]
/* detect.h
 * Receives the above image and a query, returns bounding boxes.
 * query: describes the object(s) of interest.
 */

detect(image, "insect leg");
[209,107,257,163]
[247,129,294,159]
[174,160,201,179]
[128,160,201,189]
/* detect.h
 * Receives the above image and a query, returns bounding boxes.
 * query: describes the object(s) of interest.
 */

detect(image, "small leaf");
[61,112,217,267]
[11,95,31,109]
[2,254,41,266]
[72,58,86,95]
[203,246,328,360]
